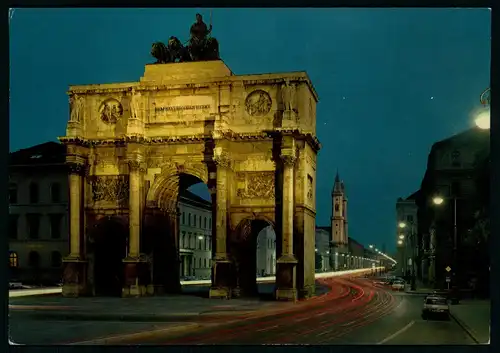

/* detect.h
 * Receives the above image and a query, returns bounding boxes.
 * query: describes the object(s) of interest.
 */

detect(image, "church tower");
[330,171,349,270]
[331,171,348,246]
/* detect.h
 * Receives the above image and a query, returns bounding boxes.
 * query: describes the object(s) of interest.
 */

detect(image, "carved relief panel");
[236,172,275,200]
[87,175,129,208]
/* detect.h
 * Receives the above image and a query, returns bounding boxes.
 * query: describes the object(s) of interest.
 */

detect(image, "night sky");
[9,8,491,253]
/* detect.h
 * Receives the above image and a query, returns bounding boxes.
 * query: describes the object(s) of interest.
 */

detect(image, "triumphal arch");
[60,20,320,301]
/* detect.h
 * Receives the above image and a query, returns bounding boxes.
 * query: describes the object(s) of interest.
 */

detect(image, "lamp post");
[432,195,458,290]
[399,221,416,290]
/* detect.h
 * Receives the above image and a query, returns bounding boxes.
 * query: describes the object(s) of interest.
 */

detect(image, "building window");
[9,215,18,239]
[198,238,202,250]
[188,213,191,226]
[28,251,41,268]
[50,214,63,239]
[335,203,339,212]
[51,251,62,268]
[204,258,207,268]
[182,232,186,248]
[406,215,413,223]
[209,218,212,228]
[199,258,202,268]
[182,212,185,225]
[199,216,202,228]
[29,182,39,204]
[9,183,18,204]
[204,217,207,229]
[50,183,61,203]
[188,233,192,248]
[9,252,18,268]
[26,214,40,239]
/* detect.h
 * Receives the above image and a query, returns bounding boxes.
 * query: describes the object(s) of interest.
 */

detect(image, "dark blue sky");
[9,9,491,252]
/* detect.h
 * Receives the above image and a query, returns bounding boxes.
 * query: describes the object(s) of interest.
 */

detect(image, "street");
[9,277,475,345]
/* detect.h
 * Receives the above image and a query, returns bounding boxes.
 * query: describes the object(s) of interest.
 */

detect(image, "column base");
[298,284,315,299]
[275,254,298,301]
[122,257,150,298]
[210,258,232,299]
[62,258,88,297]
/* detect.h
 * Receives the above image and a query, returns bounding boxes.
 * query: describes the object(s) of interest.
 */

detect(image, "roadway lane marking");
[377,320,415,344]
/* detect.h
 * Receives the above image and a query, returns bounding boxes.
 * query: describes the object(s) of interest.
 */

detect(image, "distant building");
[417,128,489,290]
[9,142,69,285]
[329,171,349,270]
[256,226,276,276]
[315,228,331,272]
[395,191,419,279]
[315,171,377,271]
[178,190,213,280]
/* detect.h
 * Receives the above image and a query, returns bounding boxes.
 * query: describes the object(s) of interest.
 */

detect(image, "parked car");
[422,295,450,320]
[391,280,405,291]
[9,282,23,290]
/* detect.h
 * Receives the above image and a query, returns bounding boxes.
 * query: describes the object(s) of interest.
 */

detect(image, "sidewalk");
[449,299,490,344]
[404,281,435,295]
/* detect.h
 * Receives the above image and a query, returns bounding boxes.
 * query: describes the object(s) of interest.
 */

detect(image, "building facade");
[256,226,276,276]
[315,228,331,272]
[417,128,490,290]
[9,142,69,285]
[395,192,419,279]
[178,190,213,280]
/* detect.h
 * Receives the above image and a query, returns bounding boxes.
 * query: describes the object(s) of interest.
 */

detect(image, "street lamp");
[432,193,458,290]
[369,245,373,249]
[400,221,417,290]
[399,234,404,239]
[398,240,403,245]
[475,87,490,130]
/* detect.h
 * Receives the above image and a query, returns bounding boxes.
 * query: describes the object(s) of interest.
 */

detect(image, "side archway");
[229,216,275,297]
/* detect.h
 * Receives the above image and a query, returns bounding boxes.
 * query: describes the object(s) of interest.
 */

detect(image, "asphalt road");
[9,277,476,345]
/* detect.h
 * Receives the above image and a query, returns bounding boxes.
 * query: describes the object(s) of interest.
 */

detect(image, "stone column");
[209,149,232,299]
[123,160,148,297]
[276,152,298,301]
[62,162,88,297]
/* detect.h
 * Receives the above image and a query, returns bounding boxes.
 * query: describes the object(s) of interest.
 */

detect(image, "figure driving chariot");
[151,13,220,63]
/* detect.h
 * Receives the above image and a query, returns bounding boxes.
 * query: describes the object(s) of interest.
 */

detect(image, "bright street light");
[398,222,406,228]
[369,245,373,249]
[475,109,490,130]
[432,196,444,205]
[197,235,204,240]
[375,248,379,252]
[399,234,404,239]
[398,240,403,245]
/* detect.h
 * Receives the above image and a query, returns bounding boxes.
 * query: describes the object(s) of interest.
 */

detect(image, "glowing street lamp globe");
[397,240,403,245]
[475,109,490,130]
[432,196,444,205]
[399,234,404,239]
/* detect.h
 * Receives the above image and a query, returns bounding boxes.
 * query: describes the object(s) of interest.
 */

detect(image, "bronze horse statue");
[151,36,191,64]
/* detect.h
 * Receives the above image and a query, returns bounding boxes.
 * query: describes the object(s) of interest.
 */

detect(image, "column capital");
[127,160,146,173]
[280,153,296,166]
[213,150,231,168]
[67,162,86,176]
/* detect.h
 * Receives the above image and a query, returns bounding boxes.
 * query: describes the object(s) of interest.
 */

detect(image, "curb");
[67,323,202,345]
[450,312,480,344]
